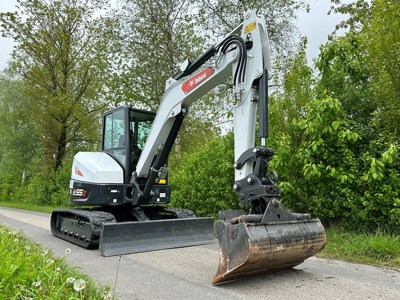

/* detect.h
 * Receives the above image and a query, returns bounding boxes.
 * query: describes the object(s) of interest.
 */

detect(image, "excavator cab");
[99,107,173,207]
[102,107,155,185]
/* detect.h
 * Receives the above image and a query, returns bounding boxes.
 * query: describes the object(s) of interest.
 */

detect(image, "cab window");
[103,109,126,166]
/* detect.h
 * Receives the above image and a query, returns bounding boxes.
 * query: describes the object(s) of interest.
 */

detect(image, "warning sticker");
[244,21,256,34]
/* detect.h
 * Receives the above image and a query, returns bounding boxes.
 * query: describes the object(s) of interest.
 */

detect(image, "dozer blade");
[99,217,215,256]
[212,218,326,284]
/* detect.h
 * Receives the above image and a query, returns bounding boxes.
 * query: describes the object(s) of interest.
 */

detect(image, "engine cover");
[71,152,123,184]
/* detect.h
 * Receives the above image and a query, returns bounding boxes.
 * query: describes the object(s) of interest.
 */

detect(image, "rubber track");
[50,209,116,249]
[146,206,196,218]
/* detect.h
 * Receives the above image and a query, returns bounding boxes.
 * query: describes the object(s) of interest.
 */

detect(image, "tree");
[0,0,115,172]
[329,0,400,140]
[329,0,371,33]
[111,0,222,163]
[314,33,373,125]
[269,37,313,143]
[360,0,400,139]
[0,71,38,201]
[111,0,204,110]
[197,0,308,49]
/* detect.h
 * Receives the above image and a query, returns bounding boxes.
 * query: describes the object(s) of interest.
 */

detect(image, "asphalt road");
[1,207,400,299]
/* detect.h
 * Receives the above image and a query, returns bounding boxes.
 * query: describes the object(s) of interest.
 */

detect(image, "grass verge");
[319,226,400,268]
[0,201,56,214]
[0,224,113,300]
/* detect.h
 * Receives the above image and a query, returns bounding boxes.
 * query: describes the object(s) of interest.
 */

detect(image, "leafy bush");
[22,172,52,206]
[49,161,73,207]
[170,133,239,217]
[4,160,73,207]
[270,96,400,232]
[0,173,16,202]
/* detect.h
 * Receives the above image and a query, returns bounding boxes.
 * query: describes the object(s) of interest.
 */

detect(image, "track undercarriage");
[50,209,116,248]
[50,206,215,255]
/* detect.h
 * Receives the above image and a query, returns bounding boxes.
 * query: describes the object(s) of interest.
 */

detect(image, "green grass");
[0,201,57,214]
[319,226,400,268]
[0,224,113,300]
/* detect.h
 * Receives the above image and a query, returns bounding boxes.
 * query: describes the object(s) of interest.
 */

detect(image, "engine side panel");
[70,180,125,206]
[72,152,124,184]
[70,179,171,206]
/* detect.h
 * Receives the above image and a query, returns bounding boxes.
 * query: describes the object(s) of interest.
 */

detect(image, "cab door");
[102,107,130,182]
[102,107,155,184]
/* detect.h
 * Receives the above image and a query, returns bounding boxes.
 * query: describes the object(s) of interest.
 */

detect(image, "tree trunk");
[54,125,67,172]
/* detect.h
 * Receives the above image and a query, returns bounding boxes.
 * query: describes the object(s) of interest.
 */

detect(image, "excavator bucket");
[212,206,326,284]
[99,217,215,256]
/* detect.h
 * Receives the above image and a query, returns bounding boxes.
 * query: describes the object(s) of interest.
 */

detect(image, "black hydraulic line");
[258,69,269,139]
[221,39,241,85]
[220,36,247,87]
[224,36,246,83]
[232,36,247,84]
[174,47,217,80]
[142,113,185,200]
[254,69,269,180]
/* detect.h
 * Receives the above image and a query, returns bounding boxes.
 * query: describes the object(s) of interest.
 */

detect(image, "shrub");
[270,96,400,232]
[170,133,239,217]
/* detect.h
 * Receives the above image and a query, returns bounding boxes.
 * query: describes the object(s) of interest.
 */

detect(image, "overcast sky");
[297,0,348,65]
[0,0,348,71]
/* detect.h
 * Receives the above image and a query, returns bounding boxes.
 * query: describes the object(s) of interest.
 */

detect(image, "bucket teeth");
[212,217,326,284]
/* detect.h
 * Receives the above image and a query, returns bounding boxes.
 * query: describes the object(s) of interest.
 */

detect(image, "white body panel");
[71,152,123,184]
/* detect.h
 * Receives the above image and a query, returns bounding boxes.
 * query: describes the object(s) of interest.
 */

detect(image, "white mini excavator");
[51,10,326,284]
